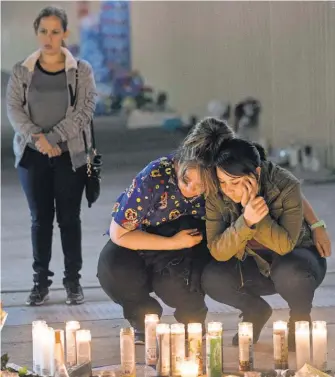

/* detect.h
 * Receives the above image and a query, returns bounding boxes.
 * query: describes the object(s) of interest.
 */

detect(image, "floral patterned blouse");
[111,155,206,231]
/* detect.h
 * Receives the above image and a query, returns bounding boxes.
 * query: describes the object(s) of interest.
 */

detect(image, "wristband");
[310,220,326,230]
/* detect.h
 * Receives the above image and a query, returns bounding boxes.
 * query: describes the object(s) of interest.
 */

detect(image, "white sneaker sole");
[26,294,50,306]
[66,297,85,305]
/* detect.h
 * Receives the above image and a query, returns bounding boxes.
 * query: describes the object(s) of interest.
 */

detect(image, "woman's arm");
[44,61,97,146]
[6,65,43,140]
[254,183,303,255]
[110,220,178,251]
[302,194,319,225]
[301,194,331,257]
[206,195,257,261]
[109,167,201,251]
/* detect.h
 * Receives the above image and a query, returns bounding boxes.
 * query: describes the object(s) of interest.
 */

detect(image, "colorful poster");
[100,1,131,70]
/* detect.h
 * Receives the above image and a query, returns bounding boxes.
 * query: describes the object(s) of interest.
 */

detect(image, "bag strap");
[75,61,96,154]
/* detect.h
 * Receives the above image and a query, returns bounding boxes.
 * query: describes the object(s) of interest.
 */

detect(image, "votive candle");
[187,323,203,375]
[145,314,159,366]
[312,321,327,371]
[238,322,253,371]
[65,321,80,367]
[273,321,288,370]
[295,321,311,370]
[156,324,171,377]
[171,324,185,377]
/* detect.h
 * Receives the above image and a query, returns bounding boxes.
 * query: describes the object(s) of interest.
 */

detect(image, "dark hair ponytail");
[251,142,267,161]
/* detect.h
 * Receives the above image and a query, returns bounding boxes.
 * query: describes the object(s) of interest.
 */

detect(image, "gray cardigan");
[6,47,97,170]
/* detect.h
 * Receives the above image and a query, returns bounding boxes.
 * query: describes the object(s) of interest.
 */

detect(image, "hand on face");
[243,196,269,228]
[241,176,258,207]
[241,176,268,227]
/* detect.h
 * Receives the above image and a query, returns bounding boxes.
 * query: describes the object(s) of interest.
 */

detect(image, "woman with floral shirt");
[97,117,331,344]
[97,118,233,344]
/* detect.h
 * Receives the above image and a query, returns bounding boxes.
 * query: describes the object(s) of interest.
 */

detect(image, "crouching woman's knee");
[201,260,236,300]
[97,239,128,300]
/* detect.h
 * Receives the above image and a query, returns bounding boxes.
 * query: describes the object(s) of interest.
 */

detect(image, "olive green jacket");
[206,161,313,266]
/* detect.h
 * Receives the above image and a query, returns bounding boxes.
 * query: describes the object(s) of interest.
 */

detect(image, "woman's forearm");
[110,223,177,251]
[302,194,319,226]
[207,215,256,261]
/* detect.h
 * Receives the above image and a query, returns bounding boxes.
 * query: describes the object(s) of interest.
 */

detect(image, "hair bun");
[192,117,235,166]
[175,117,235,168]
[251,142,267,161]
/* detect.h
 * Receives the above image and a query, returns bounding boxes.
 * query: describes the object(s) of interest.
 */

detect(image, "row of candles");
[120,315,328,377]
[31,317,327,377]
[32,320,91,377]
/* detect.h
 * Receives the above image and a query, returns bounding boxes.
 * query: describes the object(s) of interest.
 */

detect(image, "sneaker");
[232,301,273,346]
[26,283,49,306]
[64,280,84,305]
[134,331,145,345]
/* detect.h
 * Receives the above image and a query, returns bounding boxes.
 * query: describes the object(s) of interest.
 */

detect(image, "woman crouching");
[201,138,327,350]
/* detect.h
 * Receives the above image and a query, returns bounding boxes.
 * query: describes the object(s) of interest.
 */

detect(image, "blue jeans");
[202,247,327,319]
[18,147,86,285]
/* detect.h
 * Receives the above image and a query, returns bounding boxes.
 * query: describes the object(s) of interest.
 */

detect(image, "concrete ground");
[1,118,335,372]
[1,307,335,373]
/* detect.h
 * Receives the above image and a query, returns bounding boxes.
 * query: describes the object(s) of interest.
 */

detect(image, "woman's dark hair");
[174,117,236,195]
[214,138,267,178]
[33,6,68,34]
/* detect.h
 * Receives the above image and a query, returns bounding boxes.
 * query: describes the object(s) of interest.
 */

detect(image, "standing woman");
[6,6,97,306]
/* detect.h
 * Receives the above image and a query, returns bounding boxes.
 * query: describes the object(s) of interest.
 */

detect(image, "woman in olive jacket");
[200,137,328,351]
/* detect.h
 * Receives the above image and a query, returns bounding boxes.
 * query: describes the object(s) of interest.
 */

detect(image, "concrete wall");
[130,1,335,166]
[1,1,335,166]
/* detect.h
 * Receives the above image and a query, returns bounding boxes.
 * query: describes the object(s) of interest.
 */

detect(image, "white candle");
[65,321,80,367]
[171,324,185,377]
[312,321,327,371]
[76,330,92,365]
[40,326,55,376]
[32,321,47,375]
[156,324,170,377]
[48,327,56,376]
[295,321,311,370]
[187,323,203,375]
[273,321,288,370]
[54,330,65,371]
[120,327,135,377]
[206,322,223,377]
[180,359,199,377]
[145,314,159,366]
[238,322,253,372]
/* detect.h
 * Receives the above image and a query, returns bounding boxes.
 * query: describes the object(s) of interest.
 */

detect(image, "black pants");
[202,247,327,320]
[18,147,86,285]
[97,217,211,332]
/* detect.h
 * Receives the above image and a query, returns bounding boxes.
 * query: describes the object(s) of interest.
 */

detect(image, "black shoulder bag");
[75,62,102,208]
